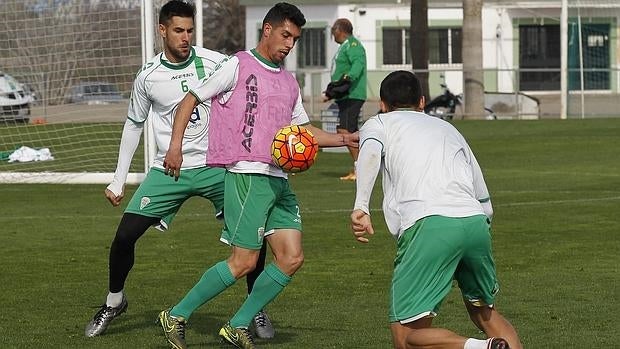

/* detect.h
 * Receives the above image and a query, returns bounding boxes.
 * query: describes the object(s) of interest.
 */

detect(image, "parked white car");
[0,71,33,123]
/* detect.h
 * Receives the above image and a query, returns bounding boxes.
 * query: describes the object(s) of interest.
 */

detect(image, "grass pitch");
[1,118,619,348]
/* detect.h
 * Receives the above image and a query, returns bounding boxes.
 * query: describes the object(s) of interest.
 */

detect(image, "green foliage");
[1,119,619,347]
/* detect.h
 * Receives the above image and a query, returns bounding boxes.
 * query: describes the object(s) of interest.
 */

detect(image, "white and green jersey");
[128,46,227,169]
[354,110,492,239]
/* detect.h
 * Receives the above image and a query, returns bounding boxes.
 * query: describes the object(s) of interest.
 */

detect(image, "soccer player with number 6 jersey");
[84,0,273,339]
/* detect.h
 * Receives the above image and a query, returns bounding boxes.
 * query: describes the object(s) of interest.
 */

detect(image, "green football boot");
[158,308,187,349]
[219,322,256,349]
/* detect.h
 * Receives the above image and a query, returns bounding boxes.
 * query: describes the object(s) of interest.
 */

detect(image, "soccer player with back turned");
[351,70,522,349]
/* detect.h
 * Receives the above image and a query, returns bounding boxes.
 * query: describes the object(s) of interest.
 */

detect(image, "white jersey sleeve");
[354,136,383,215]
[470,150,493,220]
[127,66,151,123]
[107,119,143,196]
[291,89,310,125]
[191,55,239,104]
[359,115,386,149]
[354,116,386,214]
[108,64,150,195]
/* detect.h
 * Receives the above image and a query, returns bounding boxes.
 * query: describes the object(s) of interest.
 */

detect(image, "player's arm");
[344,42,366,82]
[290,90,359,147]
[106,119,144,206]
[164,56,238,180]
[470,151,493,221]
[351,138,382,243]
[305,124,358,148]
[106,69,150,205]
[163,92,199,179]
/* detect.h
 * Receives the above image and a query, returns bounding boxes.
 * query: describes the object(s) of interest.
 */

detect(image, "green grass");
[1,118,619,348]
[0,123,143,172]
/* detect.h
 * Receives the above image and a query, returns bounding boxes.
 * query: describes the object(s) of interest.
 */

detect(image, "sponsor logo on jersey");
[242,74,258,153]
[171,72,194,80]
[172,103,208,139]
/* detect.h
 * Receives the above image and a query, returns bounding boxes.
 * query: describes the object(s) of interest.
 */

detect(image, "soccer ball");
[271,125,319,173]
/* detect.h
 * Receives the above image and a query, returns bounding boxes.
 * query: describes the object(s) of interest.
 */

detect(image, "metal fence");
[299,67,620,121]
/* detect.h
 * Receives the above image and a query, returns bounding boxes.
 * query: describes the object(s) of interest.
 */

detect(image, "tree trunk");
[411,0,429,102]
[462,0,485,119]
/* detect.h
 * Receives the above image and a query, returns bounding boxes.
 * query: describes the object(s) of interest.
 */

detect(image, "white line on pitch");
[1,196,618,220]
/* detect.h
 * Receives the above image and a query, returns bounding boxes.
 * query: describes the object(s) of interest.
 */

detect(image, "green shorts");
[389,215,499,324]
[125,167,225,230]
[220,172,302,250]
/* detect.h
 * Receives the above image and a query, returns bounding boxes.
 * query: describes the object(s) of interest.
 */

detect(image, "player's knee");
[391,335,408,349]
[292,253,304,270]
[112,226,138,248]
[240,263,257,277]
[275,251,304,275]
[393,343,407,349]
[228,252,260,278]
[113,213,154,246]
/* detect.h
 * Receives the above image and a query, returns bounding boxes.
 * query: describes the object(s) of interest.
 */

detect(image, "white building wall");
[245,2,620,97]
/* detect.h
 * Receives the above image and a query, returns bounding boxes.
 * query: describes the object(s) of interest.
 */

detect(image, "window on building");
[382,28,411,65]
[519,25,561,90]
[382,27,461,66]
[428,28,462,64]
[297,27,326,68]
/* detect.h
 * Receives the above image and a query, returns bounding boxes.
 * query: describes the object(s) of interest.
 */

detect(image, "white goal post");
[0,0,202,184]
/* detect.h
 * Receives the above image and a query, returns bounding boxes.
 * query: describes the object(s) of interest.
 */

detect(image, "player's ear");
[379,100,388,113]
[158,23,166,38]
[418,96,425,112]
[262,23,273,38]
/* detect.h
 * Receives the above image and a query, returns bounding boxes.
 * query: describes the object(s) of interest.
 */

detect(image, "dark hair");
[333,18,353,35]
[159,0,195,25]
[379,71,423,110]
[263,2,306,29]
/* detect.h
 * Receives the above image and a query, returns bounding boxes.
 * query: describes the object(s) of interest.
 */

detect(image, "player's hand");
[163,147,183,181]
[350,209,374,243]
[104,188,124,207]
[344,132,360,148]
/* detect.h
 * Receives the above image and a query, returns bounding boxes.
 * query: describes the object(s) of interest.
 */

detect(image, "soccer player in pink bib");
[157,3,357,349]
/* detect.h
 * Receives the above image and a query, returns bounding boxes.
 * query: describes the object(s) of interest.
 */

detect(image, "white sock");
[463,338,489,349]
[106,291,124,307]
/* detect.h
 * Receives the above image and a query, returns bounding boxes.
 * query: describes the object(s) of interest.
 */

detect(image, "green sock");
[171,261,236,319]
[229,263,291,328]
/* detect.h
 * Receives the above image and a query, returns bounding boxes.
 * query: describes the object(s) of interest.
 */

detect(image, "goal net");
[0,0,157,184]
[565,0,620,118]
